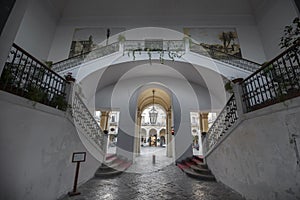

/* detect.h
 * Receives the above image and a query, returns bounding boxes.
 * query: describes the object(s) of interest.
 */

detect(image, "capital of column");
[137,108,142,118]
[200,113,208,119]
[101,111,109,117]
[167,107,172,116]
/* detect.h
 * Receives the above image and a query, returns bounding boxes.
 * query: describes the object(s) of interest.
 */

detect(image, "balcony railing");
[0,43,68,111]
[124,40,185,51]
[190,42,261,72]
[205,95,238,153]
[72,92,107,153]
[52,42,119,73]
[241,42,300,112]
[49,39,262,75]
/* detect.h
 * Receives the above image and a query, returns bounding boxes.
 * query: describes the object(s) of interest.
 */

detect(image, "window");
[111,115,115,122]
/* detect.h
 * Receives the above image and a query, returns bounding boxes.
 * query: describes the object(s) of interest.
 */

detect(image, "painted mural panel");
[69,27,125,58]
[183,27,242,57]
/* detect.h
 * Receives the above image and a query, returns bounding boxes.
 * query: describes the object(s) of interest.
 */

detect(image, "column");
[137,109,142,155]
[200,113,209,132]
[100,111,109,130]
[166,108,173,158]
[100,111,110,155]
[134,109,142,157]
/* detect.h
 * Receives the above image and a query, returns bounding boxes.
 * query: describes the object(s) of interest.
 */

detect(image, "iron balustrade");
[52,42,119,73]
[72,93,107,153]
[124,40,185,51]
[205,95,238,153]
[241,43,300,112]
[0,43,68,111]
[190,42,261,72]
[51,39,263,74]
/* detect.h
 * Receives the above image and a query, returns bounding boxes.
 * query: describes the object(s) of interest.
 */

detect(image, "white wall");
[206,96,300,200]
[0,91,101,200]
[14,0,59,61]
[254,0,299,60]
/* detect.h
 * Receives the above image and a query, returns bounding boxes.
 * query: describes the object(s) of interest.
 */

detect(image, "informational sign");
[69,152,86,196]
[72,152,86,163]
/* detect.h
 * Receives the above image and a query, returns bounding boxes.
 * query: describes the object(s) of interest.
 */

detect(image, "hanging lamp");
[149,90,158,124]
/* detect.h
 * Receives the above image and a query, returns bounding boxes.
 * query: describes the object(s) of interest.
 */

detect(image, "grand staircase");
[177,156,216,181]
[95,154,132,178]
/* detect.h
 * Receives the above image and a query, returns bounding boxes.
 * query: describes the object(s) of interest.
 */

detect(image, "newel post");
[232,79,246,117]
[184,37,190,53]
[66,82,75,107]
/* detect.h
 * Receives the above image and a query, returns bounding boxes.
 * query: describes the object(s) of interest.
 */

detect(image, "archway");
[134,87,174,159]
[149,128,157,147]
[159,129,166,147]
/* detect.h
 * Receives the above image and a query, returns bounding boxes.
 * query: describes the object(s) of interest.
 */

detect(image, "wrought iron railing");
[124,40,185,51]
[190,42,261,72]
[52,42,119,73]
[241,43,300,112]
[205,95,238,153]
[0,43,69,111]
[50,39,262,74]
[72,92,107,153]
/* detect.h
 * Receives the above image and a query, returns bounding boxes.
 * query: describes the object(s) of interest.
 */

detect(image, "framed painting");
[183,27,242,58]
[69,27,125,58]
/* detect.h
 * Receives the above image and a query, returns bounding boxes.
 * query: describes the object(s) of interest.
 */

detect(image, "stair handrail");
[52,42,119,73]
[204,42,300,154]
[204,95,238,154]
[190,42,261,72]
[241,41,300,112]
[72,91,107,153]
[0,43,69,111]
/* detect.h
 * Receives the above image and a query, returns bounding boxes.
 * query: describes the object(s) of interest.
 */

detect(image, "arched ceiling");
[95,60,226,92]
[138,88,171,112]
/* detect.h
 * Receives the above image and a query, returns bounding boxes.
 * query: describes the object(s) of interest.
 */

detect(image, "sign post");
[68,152,86,196]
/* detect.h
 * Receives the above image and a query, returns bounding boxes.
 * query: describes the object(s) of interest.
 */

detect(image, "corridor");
[59,147,244,200]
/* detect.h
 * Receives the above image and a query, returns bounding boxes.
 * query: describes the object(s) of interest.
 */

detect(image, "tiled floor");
[59,147,244,200]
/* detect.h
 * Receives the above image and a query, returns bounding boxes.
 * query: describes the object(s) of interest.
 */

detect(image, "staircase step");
[196,162,208,169]
[190,165,211,175]
[177,163,189,171]
[182,168,216,181]
[106,154,116,160]
[96,166,116,173]
[109,159,124,169]
[105,156,118,165]
[116,161,132,171]
[183,161,195,168]
[193,155,204,162]
[191,158,203,165]
[95,157,132,178]
[95,170,123,178]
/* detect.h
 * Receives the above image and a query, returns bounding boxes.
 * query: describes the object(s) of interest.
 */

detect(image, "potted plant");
[50,94,68,110]
[64,72,75,82]
[224,80,233,93]
[118,34,126,43]
[280,17,299,50]
[44,60,53,69]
